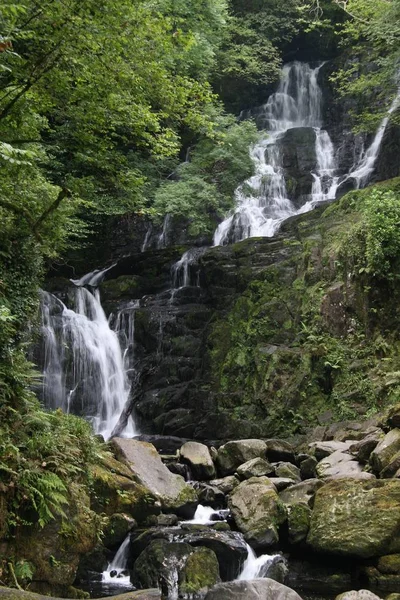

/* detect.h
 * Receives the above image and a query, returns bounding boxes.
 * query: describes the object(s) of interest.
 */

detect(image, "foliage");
[153,117,258,234]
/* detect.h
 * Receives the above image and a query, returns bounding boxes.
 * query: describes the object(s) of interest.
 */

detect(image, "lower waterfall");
[40,286,136,440]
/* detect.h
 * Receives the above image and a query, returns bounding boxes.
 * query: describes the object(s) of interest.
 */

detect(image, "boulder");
[236,457,274,479]
[216,440,267,476]
[299,456,318,480]
[228,477,287,549]
[287,502,311,545]
[265,440,296,463]
[133,540,220,598]
[387,404,400,429]
[377,554,400,574]
[180,441,216,480]
[286,559,352,594]
[307,479,400,558]
[209,476,240,494]
[380,451,400,479]
[279,480,324,507]
[0,589,160,600]
[349,430,384,464]
[157,514,178,527]
[316,451,374,480]
[275,463,301,481]
[102,513,137,548]
[204,578,303,600]
[110,438,197,517]
[336,591,381,600]
[191,482,225,507]
[370,429,400,473]
[269,478,296,492]
[310,441,353,461]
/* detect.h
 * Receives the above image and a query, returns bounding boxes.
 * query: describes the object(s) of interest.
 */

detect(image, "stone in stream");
[209,475,240,494]
[0,590,161,600]
[307,479,400,557]
[228,477,287,549]
[216,439,267,476]
[133,540,220,598]
[274,462,301,481]
[111,438,198,517]
[279,480,324,508]
[204,579,304,600]
[179,441,216,480]
[102,513,137,548]
[336,591,381,600]
[265,440,296,464]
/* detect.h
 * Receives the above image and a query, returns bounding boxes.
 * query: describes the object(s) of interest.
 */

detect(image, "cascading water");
[238,545,287,582]
[102,535,133,587]
[185,505,230,525]
[39,286,136,441]
[214,62,400,246]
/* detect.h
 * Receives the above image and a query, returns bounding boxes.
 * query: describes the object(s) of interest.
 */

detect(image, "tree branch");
[33,187,72,233]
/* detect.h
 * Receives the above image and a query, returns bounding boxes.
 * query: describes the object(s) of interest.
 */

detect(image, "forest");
[1,0,400,598]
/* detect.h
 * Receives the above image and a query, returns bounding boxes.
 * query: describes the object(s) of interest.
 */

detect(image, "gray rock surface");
[279,480,325,507]
[204,578,303,600]
[316,451,374,480]
[111,438,197,516]
[217,440,267,476]
[180,441,216,480]
[310,441,354,461]
[209,475,240,494]
[370,429,400,473]
[236,457,274,479]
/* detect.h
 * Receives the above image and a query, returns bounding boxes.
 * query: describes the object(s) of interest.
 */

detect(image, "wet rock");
[133,540,220,598]
[279,480,324,508]
[265,440,296,464]
[191,482,226,507]
[228,477,287,549]
[204,578,303,600]
[307,479,400,557]
[166,462,190,480]
[299,456,318,479]
[216,440,267,476]
[370,429,400,473]
[180,441,216,480]
[287,559,352,595]
[275,462,301,481]
[377,554,400,574]
[209,476,240,495]
[156,514,178,527]
[110,438,198,517]
[236,457,274,479]
[102,513,137,548]
[316,451,374,480]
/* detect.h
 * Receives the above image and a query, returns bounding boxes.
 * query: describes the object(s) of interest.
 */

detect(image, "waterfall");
[171,247,207,290]
[238,544,285,581]
[102,535,132,585]
[214,63,400,246]
[39,287,136,441]
[185,505,230,525]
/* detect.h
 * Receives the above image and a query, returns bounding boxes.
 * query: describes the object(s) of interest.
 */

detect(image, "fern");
[19,471,69,527]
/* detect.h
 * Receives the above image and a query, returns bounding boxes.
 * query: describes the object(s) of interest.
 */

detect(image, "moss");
[288,502,311,544]
[180,548,220,594]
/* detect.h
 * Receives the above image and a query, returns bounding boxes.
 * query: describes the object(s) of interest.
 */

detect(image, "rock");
[269,478,296,492]
[286,559,352,594]
[102,513,137,548]
[387,404,400,429]
[299,456,318,479]
[287,503,311,545]
[110,438,198,517]
[204,578,303,600]
[349,430,384,463]
[360,565,400,592]
[236,457,274,479]
[377,554,400,574]
[157,514,178,527]
[275,463,301,481]
[370,429,400,473]
[316,451,374,479]
[209,476,240,494]
[216,440,267,476]
[228,477,287,549]
[336,591,381,600]
[386,595,400,600]
[307,479,400,558]
[180,441,216,480]
[279,480,324,507]
[191,482,225,507]
[133,540,220,598]
[310,441,353,461]
[380,451,400,479]
[265,440,296,463]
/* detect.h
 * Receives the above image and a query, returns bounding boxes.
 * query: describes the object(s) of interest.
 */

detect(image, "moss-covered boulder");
[228,477,287,549]
[133,540,220,598]
[287,502,311,545]
[376,554,400,574]
[204,579,303,600]
[307,479,400,558]
[179,442,216,480]
[216,440,267,476]
[370,429,400,474]
[236,458,274,480]
[102,513,137,548]
[0,588,160,600]
[110,439,198,517]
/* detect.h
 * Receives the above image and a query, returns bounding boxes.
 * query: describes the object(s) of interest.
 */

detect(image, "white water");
[40,287,136,440]
[238,544,282,581]
[185,505,230,525]
[214,63,400,246]
[171,247,207,290]
[113,299,140,370]
[102,535,132,586]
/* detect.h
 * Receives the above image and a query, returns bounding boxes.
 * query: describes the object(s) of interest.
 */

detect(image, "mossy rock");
[288,502,311,545]
[180,547,221,596]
